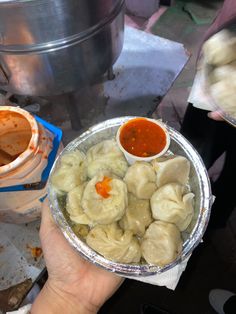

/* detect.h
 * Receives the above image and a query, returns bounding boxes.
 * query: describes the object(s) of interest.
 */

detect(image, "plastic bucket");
[0,106,62,223]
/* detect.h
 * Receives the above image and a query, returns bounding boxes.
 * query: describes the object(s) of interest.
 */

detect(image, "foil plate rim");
[48,116,212,276]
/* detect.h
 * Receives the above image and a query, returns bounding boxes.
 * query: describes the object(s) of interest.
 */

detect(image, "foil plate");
[204,64,236,127]
[48,117,212,276]
[204,24,236,127]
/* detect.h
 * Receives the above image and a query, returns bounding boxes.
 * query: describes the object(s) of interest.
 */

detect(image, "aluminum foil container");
[204,24,236,127]
[204,63,236,127]
[48,117,212,276]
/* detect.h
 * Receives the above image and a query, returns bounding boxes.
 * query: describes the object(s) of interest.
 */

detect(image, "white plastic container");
[116,117,170,164]
[0,106,62,223]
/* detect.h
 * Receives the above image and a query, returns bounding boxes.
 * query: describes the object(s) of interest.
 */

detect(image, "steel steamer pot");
[0,0,125,96]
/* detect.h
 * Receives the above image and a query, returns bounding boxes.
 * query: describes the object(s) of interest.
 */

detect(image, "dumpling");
[203,29,236,66]
[51,150,87,192]
[119,194,153,236]
[71,224,89,240]
[210,80,236,118]
[86,139,128,178]
[124,161,157,199]
[211,61,236,86]
[86,223,141,263]
[152,155,190,188]
[150,183,194,231]
[81,173,128,224]
[141,221,183,266]
[66,183,92,225]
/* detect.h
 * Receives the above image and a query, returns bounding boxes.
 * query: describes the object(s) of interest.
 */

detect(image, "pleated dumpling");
[210,80,236,118]
[66,183,92,225]
[71,224,89,240]
[211,61,236,85]
[119,194,153,236]
[141,221,183,266]
[152,155,190,188]
[81,173,128,224]
[86,223,141,263]
[51,150,87,192]
[86,139,128,178]
[124,161,157,199]
[203,29,236,66]
[150,183,194,231]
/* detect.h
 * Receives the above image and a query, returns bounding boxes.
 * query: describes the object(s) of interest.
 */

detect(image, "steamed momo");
[210,80,236,118]
[81,173,128,224]
[124,161,157,199]
[66,183,92,225]
[211,61,236,86]
[203,29,236,66]
[152,155,190,188]
[150,183,194,231]
[86,223,141,263]
[119,194,153,236]
[51,150,87,192]
[141,221,183,266]
[86,139,128,178]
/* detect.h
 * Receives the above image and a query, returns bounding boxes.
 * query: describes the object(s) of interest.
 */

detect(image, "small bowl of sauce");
[116,117,170,164]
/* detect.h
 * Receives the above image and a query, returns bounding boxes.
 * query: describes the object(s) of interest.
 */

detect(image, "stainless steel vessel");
[0,0,125,96]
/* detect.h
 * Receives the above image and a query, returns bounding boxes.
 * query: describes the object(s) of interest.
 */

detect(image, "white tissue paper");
[125,255,191,290]
[188,62,214,111]
[6,304,31,314]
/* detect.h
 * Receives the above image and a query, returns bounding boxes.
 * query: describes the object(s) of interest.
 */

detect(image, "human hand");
[207,111,224,121]
[202,0,236,43]
[31,199,123,314]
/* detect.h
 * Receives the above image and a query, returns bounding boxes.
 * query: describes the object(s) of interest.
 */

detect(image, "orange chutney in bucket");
[0,111,32,166]
[119,118,167,157]
[0,106,62,224]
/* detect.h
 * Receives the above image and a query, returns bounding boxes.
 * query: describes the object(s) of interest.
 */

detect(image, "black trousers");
[224,295,236,314]
[181,104,236,228]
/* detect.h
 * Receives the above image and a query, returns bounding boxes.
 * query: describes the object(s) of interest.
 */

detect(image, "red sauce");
[119,118,167,157]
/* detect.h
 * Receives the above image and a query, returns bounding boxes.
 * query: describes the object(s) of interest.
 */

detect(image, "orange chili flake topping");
[95,176,112,198]
[27,245,42,259]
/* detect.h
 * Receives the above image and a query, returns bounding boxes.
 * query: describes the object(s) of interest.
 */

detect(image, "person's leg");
[181,104,236,228]
[209,123,236,228]
[141,304,172,314]
[180,104,225,169]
